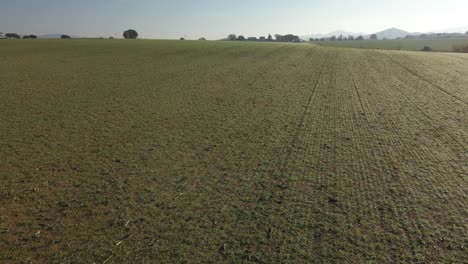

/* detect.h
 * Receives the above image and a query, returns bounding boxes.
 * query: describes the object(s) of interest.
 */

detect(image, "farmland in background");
[0,40,467,263]
[315,37,468,52]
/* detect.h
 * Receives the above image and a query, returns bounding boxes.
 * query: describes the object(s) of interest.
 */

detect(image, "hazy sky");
[2,0,468,39]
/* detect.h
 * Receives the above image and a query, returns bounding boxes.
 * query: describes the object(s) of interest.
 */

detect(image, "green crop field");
[1,40,467,263]
[315,37,468,52]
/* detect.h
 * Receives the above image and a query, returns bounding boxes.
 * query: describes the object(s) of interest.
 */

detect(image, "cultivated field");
[315,37,468,52]
[0,40,467,263]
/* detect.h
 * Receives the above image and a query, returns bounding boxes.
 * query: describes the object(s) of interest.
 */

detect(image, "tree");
[23,35,30,39]
[123,29,138,39]
[356,35,364,40]
[199,37,206,41]
[267,34,273,41]
[29,35,37,39]
[237,35,245,41]
[227,34,236,41]
[61,35,71,39]
[179,37,185,40]
[5,33,20,39]
[275,34,300,42]
[109,36,115,39]
[422,46,432,52]
[338,34,343,41]
[330,35,337,41]
[465,31,468,35]
[370,34,378,40]
[348,35,354,41]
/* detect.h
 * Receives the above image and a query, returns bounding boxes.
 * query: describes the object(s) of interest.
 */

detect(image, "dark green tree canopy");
[61,35,71,39]
[275,34,300,42]
[123,29,138,39]
[5,33,20,39]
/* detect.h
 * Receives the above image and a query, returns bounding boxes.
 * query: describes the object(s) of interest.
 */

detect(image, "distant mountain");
[301,30,366,40]
[372,28,417,39]
[39,34,81,39]
[300,26,468,41]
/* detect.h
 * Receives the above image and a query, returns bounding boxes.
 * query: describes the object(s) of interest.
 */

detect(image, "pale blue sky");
[2,0,467,39]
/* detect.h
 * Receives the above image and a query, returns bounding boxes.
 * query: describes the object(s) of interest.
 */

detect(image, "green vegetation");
[315,37,468,52]
[123,29,139,39]
[0,40,467,263]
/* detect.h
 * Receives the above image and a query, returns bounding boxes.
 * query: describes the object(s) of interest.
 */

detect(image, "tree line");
[310,34,377,42]
[0,33,37,39]
[226,33,301,42]
[0,32,72,39]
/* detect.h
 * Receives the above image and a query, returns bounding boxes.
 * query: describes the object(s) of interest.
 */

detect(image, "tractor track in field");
[373,53,468,143]
[377,51,468,106]
[1,41,467,263]
[380,52,468,101]
[345,54,365,113]
[365,52,468,149]
[284,50,332,162]
[358,51,467,194]
[259,48,331,195]
[336,55,416,258]
[345,52,446,257]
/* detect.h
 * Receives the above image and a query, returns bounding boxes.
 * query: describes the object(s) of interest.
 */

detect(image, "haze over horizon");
[2,0,468,39]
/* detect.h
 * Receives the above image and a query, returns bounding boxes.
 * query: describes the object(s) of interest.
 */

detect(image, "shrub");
[421,46,432,52]
[123,29,138,39]
[453,45,468,53]
[5,33,20,39]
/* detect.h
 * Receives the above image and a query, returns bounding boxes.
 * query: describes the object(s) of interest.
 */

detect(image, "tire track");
[377,51,468,106]
[345,54,365,114]
[352,50,468,260]
[274,48,332,176]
